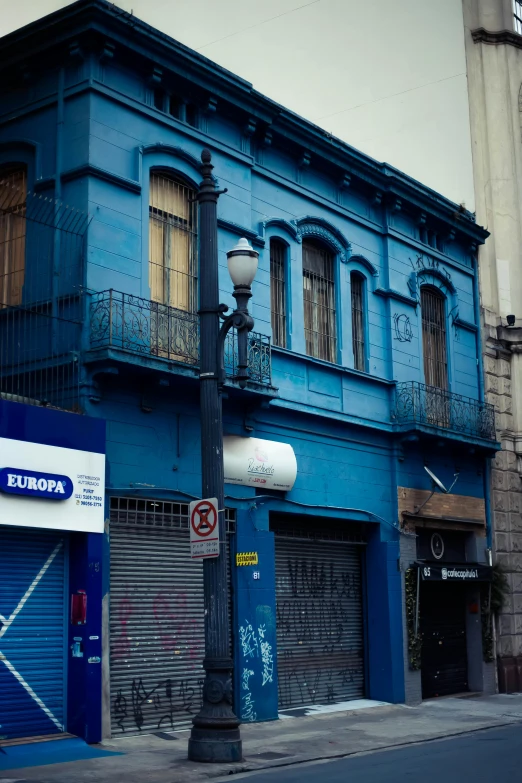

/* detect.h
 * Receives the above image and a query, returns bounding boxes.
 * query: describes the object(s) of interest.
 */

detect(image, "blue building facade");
[0,0,498,743]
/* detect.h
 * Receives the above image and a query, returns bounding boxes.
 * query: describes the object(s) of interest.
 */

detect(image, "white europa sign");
[223,436,297,491]
[0,437,105,533]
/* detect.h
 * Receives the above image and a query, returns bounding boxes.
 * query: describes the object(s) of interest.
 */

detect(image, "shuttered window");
[421,286,448,389]
[303,240,337,363]
[0,167,27,308]
[270,239,286,348]
[149,173,197,312]
[351,272,366,371]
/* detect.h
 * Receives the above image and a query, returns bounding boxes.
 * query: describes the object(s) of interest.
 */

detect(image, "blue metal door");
[0,527,68,739]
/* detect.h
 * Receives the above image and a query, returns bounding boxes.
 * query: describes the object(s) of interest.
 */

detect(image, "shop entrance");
[0,526,68,739]
[271,516,366,710]
[108,497,235,736]
[420,580,468,698]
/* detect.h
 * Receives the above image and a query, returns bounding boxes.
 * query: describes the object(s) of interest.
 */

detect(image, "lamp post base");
[188,727,242,763]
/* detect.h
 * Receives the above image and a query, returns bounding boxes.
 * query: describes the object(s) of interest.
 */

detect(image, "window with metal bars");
[149,172,198,312]
[351,272,366,372]
[302,239,337,362]
[514,0,522,34]
[270,238,287,348]
[421,286,448,389]
[0,167,27,308]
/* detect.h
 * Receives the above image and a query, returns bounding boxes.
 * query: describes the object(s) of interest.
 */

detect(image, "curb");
[209,719,522,780]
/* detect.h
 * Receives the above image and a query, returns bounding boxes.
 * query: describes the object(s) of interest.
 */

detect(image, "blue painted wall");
[0,0,492,731]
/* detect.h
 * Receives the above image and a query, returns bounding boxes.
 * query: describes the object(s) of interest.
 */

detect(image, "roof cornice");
[471,27,522,49]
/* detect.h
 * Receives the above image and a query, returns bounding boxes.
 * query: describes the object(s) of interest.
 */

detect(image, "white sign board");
[223,436,297,491]
[189,497,220,559]
[0,437,105,533]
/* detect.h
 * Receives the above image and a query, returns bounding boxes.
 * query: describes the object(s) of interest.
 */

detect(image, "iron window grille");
[270,238,286,348]
[0,167,27,308]
[421,286,448,391]
[302,239,337,363]
[0,174,88,412]
[149,172,198,315]
[351,272,366,371]
[514,1,522,34]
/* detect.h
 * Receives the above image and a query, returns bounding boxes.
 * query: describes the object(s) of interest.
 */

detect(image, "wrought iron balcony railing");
[394,382,496,442]
[89,289,272,387]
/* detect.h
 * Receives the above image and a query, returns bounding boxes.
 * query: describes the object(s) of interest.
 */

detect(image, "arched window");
[350,272,366,371]
[0,166,27,307]
[270,238,287,348]
[302,239,336,362]
[149,172,197,312]
[421,286,447,389]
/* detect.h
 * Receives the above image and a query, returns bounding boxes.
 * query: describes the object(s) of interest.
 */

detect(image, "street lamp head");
[226,238,259,288]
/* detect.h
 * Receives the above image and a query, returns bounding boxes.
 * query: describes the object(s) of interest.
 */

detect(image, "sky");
[0,0,475,209]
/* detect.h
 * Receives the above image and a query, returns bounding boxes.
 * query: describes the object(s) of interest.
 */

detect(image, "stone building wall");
[484,318,522,689]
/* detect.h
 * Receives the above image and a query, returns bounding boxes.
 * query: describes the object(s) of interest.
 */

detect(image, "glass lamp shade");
[226,237,259,287]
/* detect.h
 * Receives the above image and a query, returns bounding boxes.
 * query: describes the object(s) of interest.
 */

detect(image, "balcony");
[393,382,497,447]
[88,289,273,390]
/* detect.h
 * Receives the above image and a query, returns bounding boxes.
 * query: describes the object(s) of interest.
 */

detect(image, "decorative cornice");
[99,40,115,63]
[415,267,456,295]
[497,324,522,349]
[293,216,351,262]
[61,163,141,193]
[454,317,478,334]
[374,288,417,307]
[298,150,311,169]
[471,27,522,49]
[349,254,379,278]
[217,218,265,247]
[147,66,163,86]
[260,218,298,241]
[140,143,201,172]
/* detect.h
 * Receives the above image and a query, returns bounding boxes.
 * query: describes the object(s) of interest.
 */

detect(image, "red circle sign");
[191,500,218,537]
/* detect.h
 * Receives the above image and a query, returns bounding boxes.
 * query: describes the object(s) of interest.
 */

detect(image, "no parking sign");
[189,497,220,559]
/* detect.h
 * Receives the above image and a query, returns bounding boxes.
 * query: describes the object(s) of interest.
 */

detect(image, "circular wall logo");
[431,532,444,560]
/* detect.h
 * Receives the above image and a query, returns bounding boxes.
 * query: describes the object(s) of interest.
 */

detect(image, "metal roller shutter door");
[275,535,365,709]
[0,527,67,739]
[109,498,233,736]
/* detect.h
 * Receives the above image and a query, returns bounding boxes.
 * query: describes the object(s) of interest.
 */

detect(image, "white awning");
[223,436,297,491]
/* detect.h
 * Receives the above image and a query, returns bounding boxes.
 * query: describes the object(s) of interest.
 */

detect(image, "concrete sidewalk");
[6,694,522,783]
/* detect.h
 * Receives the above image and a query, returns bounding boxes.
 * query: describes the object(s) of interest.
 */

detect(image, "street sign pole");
[188,151,242,763]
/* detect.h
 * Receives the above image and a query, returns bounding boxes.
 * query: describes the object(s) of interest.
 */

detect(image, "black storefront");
[414,529,492,699]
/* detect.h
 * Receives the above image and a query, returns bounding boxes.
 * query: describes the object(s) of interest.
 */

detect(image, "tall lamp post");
[188,149,258,763]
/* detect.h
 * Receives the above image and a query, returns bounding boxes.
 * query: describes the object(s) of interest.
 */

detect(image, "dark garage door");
[421,581,468,698]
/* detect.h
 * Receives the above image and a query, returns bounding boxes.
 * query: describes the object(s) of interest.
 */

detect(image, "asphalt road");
[233,724,522,783]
